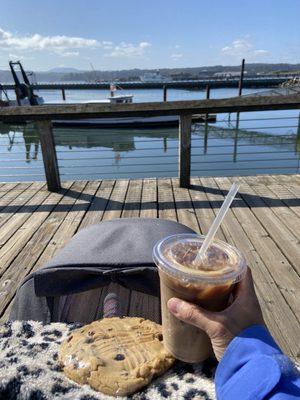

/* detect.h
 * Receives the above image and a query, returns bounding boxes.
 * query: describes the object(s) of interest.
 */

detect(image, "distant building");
[213,71,248,78]
[140,72,168,82]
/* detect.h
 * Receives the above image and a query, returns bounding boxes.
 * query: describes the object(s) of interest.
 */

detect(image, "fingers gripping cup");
[153,234,246,363]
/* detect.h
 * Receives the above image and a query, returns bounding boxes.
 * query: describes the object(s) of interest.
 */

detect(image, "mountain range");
[0,63,299,83]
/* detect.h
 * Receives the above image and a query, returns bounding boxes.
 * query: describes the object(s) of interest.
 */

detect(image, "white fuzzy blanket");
[0,321,217,399]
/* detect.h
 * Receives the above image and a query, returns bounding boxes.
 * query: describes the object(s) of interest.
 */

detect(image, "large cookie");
[59,317,175,396]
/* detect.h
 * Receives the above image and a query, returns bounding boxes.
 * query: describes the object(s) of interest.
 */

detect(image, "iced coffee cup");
[153,234,246,363]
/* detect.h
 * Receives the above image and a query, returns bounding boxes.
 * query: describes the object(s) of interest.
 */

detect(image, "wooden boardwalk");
[0,175,299,361]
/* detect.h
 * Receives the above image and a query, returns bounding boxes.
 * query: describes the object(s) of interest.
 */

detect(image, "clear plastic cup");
[153,233,247,363]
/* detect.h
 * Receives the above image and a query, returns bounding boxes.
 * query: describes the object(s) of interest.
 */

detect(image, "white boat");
[53,92,215,127]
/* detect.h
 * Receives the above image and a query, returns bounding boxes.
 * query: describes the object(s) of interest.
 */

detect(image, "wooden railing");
[1,94,300,191]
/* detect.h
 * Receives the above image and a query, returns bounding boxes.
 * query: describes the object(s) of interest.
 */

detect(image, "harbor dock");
[0,76,291,91]
[0,93,299,362]
[0,175,299,362]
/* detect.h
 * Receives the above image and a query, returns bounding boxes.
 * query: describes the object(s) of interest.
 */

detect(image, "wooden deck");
[0,175,299,361]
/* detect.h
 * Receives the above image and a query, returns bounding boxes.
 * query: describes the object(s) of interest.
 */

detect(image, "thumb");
[167,298,217,333]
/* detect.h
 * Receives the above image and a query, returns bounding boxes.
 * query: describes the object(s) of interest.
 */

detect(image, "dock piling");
[179,114,192,188]
[238,58,245,96]
[37,120,61,192]
[163,85,167,102]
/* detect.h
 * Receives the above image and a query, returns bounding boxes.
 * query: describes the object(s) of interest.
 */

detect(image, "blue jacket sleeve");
[215,325,300,399]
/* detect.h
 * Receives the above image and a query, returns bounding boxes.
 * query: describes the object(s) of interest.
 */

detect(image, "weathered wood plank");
[121,179,143,218]
[189,177,226,240]
[102,179,129,220]
[0,181,77,318]
[0,182,19,197]
[267,183,300,219]
[0,183,37,228]
[57,287,103,324]
[129,290,160,323]
[216,177,300,322]
[1,94,300,121]
[247,181,300,242]
[0,188,69,277]
[140,179,157,218]
[273,174,300,186]
[32,181,99,270]
[171,178,200,233]
[0,300,13,324]
[201,177,300,360]
[0,183,48,247]
[0,175,299,360]
[157,178,177,221]
[238,178,300,275]
[79,180,114,230]
[37,120,61,191]
[0,183,32,211]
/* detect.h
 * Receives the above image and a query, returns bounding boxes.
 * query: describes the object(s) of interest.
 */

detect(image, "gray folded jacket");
[10,218,195,323]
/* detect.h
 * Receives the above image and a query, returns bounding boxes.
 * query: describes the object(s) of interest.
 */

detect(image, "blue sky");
[0,0,299,71]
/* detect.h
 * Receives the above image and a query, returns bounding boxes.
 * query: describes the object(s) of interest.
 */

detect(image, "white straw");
[194,182,240,265]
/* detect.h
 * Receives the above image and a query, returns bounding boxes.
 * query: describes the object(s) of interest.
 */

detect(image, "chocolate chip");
[157,333,163,341]
[88,331,95,336]
[67,335,73,342]
[114,354,125,361]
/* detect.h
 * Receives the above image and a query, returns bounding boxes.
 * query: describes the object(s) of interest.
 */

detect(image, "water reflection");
[0,120,299,180]
[53,126,178,153]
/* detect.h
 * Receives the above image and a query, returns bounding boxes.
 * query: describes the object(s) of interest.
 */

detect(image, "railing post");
[163,85,167,102]
[61,88,66,101]
[179,114,192,188]
[37,120,61,192]
[238,58,245,96]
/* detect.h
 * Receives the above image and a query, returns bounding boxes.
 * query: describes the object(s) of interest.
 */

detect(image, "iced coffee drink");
[153,234,246,363]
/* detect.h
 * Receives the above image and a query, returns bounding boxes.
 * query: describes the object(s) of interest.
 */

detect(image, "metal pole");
[163,85,167,102]
[296,112,300,154]
[238,58,245,97]
[204,84,211,154]
[234,58,245,153]
[233,113,240,162]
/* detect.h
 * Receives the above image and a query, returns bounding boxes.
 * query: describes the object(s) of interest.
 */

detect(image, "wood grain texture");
[37,120,61,191]
[1,94,299,121]
[0,175,299,361]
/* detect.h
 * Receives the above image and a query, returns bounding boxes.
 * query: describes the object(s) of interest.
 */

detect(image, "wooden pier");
[0,175,299,362]
[0,76,289,91]
[1,94,300,191]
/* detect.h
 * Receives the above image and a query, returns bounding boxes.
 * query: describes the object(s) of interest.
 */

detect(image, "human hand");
[167,268,265,360]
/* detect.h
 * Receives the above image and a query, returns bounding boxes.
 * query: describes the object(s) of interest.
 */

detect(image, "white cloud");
[171,53,183,60]
[106,41,151,58]
[102,41,114,50]
[0,28,151,61]
[0,27,99,51]
[9,53,24,60]
[221,38,270,61]
[252,49,269,56]
[59,51,80,57]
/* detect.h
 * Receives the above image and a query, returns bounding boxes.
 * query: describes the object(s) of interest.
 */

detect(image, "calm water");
[0,88,299,182]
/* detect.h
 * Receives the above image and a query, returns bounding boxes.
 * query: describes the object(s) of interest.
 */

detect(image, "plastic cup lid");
[153,233,247,284]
